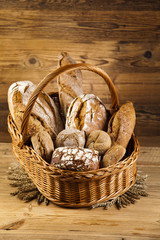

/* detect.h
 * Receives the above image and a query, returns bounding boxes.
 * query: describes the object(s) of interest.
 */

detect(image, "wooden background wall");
[0,0,160,144]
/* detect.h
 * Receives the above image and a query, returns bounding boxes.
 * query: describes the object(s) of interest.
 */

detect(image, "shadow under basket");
[7,63,140,208]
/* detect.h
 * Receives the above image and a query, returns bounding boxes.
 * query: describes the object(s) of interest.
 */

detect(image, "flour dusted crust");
[57,52,83,116]
[8,81,63,138]
[109,101,136,148]
[51,147,100,171]
[66,94,108,136]
[86,130,111,155]
[101,144,126,168]
[55,128,85,148]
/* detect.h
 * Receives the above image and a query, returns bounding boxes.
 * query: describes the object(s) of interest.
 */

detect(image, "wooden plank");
[0,143,159,239]
[0,10,159,41]
[1,39,160,73]
[138,146,160,166]
[2,71,160,104]
[0,234,159,240]
[138,136,160,147]
[0,0,160,11]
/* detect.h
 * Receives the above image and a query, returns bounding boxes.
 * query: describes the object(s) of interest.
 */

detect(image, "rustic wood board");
[0,1,160,142]
[0,142,160,239]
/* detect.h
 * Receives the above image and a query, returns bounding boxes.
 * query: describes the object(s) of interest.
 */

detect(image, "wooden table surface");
[0,142,160,240]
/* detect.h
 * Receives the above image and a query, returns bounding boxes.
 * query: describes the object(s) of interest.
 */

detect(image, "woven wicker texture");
[8,63,140,208]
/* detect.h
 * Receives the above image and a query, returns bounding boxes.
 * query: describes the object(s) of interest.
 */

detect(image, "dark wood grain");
[0,1,160,143]
[0,10,160,41]
[0,0,160,11]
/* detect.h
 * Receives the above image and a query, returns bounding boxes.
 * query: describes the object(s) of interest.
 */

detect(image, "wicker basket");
[8,63,140,208]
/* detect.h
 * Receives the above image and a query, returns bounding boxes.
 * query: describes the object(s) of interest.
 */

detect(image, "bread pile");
[8,52,136,171]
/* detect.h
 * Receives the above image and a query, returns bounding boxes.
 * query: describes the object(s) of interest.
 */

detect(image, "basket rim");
[8,113,140,180]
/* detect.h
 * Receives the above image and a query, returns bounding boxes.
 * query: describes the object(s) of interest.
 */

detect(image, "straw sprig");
[90,173,148,210]
[8,163,49,205]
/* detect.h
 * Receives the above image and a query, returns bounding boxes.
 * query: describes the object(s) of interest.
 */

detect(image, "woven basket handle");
[21,63,119,143]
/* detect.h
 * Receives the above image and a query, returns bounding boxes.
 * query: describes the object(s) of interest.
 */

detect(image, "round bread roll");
[101,144,126,168]
[86,130,111,155]
[66,94,108,136]
[51,147,100,171]
[55,128,85,148]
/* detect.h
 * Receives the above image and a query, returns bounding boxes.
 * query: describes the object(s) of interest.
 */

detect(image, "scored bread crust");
[8,81,64,139]
[86,130,111,155]
[57,52,83,117]
[55,128,85,148]
[66,94,108,136]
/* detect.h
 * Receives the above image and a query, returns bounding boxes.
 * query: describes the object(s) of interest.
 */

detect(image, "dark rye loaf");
[51,147,100,171]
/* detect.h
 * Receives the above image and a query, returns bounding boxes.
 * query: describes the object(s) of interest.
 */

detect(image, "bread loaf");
[8,81,64,139]
[57,52,83,117]
[11,109,55,162]
[108,101,136,148]
[31,131,54,163]
[86,130,111,155]
[8,81,63,162]
[51,147,100,171]
[101,144,126,168]
[55,128,85,148]
[66,94,108,136]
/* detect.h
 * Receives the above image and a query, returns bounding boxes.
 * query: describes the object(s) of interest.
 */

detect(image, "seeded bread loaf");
[108,101,136,148]
[57,52,83,117]
[66,94,108,136]
[55,128,85,148]
[51,147,100,171]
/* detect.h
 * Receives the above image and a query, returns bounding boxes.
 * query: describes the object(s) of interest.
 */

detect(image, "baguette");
[57,52,83,117]
[108,101,136,148]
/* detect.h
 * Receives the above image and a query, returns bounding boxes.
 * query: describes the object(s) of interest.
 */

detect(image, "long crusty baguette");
[57,52,83,117]
[108,101,136,148]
